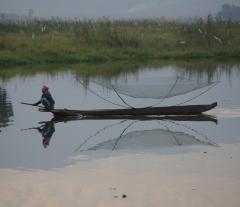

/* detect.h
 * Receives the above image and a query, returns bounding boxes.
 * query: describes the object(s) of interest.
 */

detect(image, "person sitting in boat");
[34,85,55,109]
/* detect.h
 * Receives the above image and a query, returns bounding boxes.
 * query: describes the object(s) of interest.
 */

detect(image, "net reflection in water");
[83,127,213,152]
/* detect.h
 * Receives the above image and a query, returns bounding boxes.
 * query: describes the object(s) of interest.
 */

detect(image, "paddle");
[21,102,36,106]
[21,102,44,109]
[21,102,54,113]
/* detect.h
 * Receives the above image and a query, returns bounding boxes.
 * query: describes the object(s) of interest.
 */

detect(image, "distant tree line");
[216,4,240,21]
[0,9,35,22]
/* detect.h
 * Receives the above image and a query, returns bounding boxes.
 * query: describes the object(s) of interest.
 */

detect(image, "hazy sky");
[1,0,240,19]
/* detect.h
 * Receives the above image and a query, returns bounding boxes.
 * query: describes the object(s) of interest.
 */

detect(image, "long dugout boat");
[39,102,217,117]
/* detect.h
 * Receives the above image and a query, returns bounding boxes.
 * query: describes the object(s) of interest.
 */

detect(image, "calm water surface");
[0,62,240,170]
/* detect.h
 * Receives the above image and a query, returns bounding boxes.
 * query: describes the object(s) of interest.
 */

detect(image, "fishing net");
[88,128,210,151]
[92,76,214,99]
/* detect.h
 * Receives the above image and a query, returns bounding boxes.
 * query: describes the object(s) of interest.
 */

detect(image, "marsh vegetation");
[0,16,240,67]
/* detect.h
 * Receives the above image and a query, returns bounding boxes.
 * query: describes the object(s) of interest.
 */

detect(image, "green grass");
[0,17,240,68]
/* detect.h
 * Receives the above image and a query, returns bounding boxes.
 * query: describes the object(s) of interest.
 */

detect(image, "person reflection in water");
[37,121,55,148]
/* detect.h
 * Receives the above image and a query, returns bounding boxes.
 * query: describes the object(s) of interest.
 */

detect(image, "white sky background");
[1,0,240,19]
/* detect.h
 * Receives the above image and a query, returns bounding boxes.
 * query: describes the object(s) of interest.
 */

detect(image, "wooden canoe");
[39,102,217,117]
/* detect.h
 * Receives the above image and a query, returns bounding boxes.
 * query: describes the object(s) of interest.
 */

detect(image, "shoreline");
[1,49,240,68]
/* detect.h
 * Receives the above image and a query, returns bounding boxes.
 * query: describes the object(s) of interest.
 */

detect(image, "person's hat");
[42,85,49,93]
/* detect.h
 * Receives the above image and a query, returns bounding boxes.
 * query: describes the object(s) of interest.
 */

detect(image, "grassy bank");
[0,17,240,68]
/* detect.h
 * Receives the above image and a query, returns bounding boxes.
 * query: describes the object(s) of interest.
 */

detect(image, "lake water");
[1,61,240,206]
[0,60,240,170]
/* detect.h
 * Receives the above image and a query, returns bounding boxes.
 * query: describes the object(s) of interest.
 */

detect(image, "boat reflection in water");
[31,114,217,151]
[18,114,218,170]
